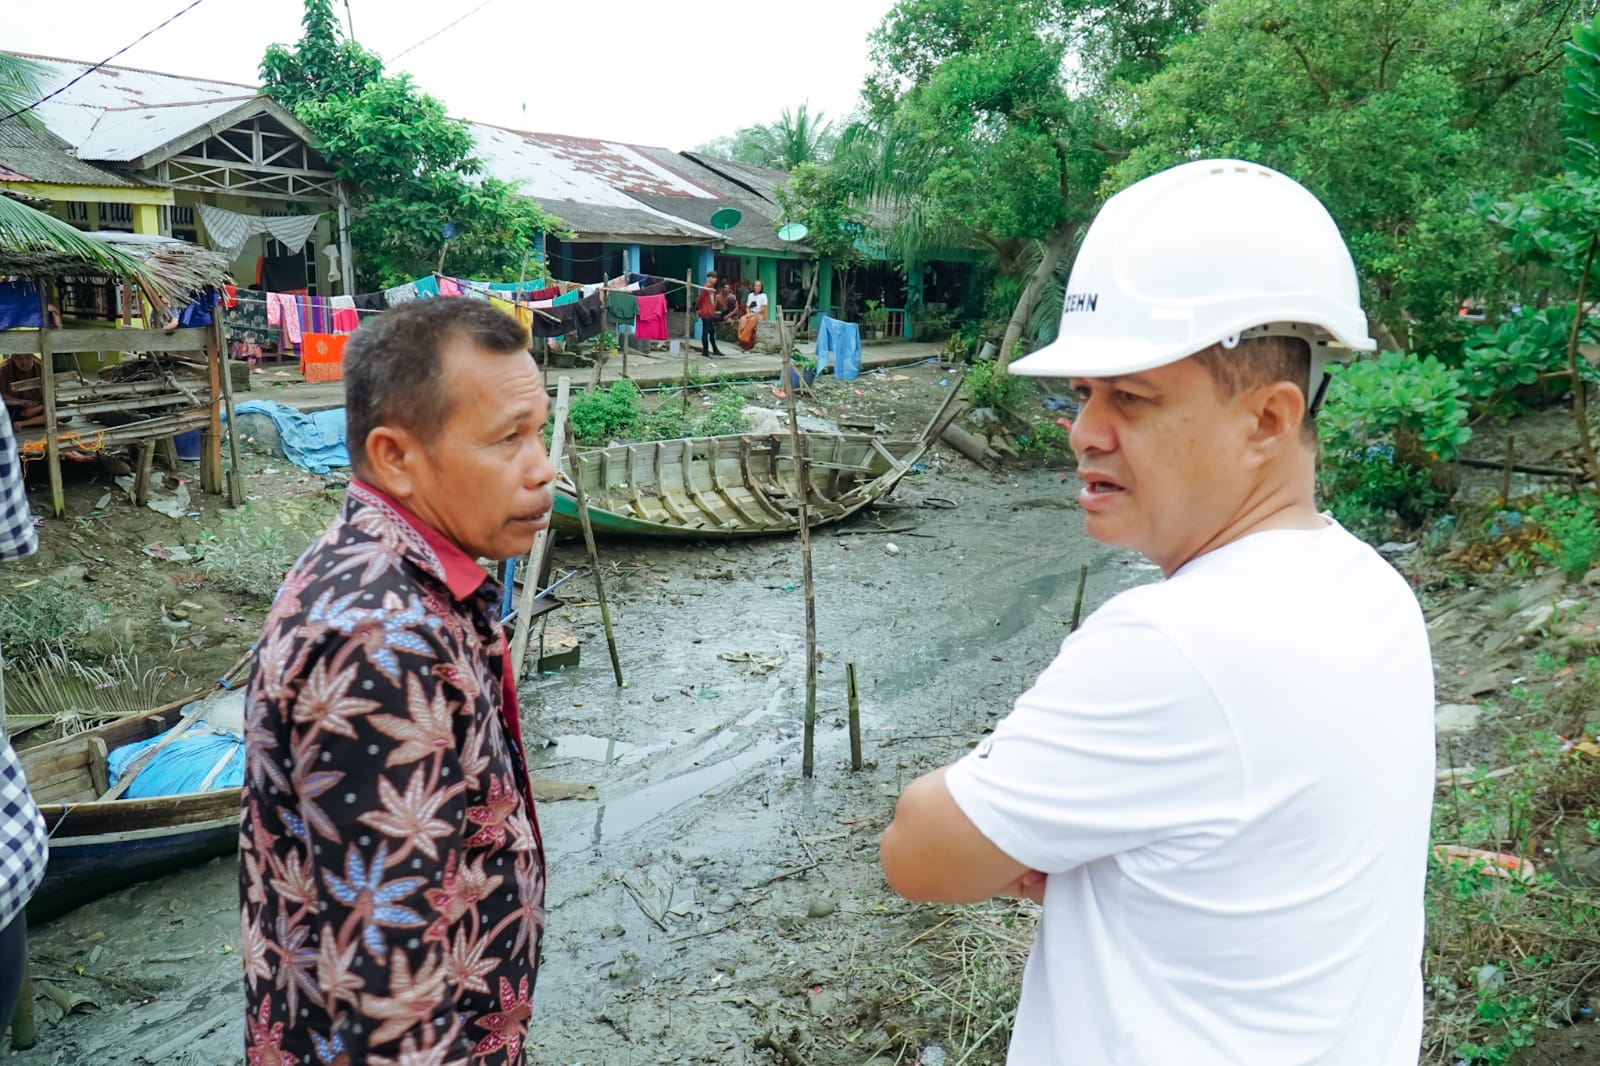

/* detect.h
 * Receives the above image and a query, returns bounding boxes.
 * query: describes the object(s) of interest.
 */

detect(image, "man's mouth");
[1079,472,1126,495]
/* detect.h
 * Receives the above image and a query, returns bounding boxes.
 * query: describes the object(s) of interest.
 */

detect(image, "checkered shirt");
[0,737,46,930]
[0,414,36,562]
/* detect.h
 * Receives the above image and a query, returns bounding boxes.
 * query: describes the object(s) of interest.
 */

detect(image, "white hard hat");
[1009,159,1375,386]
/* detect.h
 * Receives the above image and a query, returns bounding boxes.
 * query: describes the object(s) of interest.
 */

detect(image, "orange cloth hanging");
[300,333,347,382]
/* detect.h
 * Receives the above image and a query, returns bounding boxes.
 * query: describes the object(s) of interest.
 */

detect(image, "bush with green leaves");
[1460,305,1600,420]
[567,379,642,445]
[965,359,1035,415]
[638,385,749,441]
[1525,492,1600,581]
[1318,352,1472,538]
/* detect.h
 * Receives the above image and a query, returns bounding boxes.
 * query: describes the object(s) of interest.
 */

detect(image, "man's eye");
[1073,386,1091,401]
[1117,391,1144,404]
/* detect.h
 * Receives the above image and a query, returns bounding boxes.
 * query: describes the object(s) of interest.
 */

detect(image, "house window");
[262,210,319,295]
[64,202,91,229]
[168,205,198,243]
[97,203,134,232]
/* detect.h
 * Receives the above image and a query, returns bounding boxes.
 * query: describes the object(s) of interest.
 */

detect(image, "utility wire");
[0,0,209,124]
[391,0,497,61]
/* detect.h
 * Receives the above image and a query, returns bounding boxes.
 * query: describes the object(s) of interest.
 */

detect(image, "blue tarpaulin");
[106,721,244,799]
[227,399,350,474]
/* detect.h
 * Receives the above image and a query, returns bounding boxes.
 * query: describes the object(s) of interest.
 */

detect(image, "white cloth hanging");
[323,243,341,283]
[197,204,322,258]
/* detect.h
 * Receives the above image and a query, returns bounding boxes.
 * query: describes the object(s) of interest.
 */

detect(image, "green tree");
[699,102,837,170]
[1111,0,1576,354]
[845,0,1198,367]
[260,0,561,288]
[775,161,871,317]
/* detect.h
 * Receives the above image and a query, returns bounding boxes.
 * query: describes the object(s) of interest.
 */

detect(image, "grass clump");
[1524,492,1600,581]
[195,504,315,600]
[0,580,110,662]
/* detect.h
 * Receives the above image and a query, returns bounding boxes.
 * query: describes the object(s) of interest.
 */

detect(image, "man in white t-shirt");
[879,160,1434,1066]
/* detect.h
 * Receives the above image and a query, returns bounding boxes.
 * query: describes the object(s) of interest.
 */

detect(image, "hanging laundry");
[635,294,668,341]
[198,205,323,258]
[553,289,582,306]
[572,293,603,341]
[330,295,359,334]
[353,291,389,313]
[266,292,303,346]
[488,294,532,331]
[524,285,560,302]
[413,276,441,299]
[384,282,418,306]
[814,315,862,381]
[299,333,347,383]
[637,281,668,297]
[529,304,576,339]
[0,281,44,330]
[223,284,238,309]
[627,273,650,287]
[437,276,462,297]
[296,294,333,336]
[605,290,639,323]
[175,288,223,328]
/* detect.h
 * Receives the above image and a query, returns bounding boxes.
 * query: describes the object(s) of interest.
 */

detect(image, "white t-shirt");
[747,291,768,316]
[946,523,1434,1066]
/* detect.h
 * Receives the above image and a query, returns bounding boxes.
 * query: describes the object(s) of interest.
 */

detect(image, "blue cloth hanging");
[0,281,44,331]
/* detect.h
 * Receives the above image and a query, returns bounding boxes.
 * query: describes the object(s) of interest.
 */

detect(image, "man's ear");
[1245,380,1309,458]
[363,425,422,498]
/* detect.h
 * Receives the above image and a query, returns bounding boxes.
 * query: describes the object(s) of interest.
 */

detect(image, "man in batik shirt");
[240,298,556,1066]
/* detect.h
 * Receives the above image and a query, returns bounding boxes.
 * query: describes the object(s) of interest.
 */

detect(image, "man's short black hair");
[1192,335,1316,440]
[344,298,530,475]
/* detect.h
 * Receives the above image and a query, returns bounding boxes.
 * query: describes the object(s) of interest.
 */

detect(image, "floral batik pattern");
[241,482,545,1066]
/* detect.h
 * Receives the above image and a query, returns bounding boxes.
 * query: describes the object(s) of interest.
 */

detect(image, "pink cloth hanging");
[266,292,302,346]
[330,295,359,333]
[635,294,668,341]
[437,276,462,297]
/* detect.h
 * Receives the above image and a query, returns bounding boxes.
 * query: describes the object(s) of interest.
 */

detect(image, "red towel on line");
[300,333,347,382]
[635,294,668,341]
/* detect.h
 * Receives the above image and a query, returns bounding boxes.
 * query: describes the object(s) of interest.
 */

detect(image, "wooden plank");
[0,327,210,355]
[651,442,690,525]
[133,439,156,507]
[87,736,110,797]
[36,288,64,517]
[681,438,726,528]
[706,437,761,527]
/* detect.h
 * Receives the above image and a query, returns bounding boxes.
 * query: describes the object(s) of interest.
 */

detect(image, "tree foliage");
[1111,0,1577,353]
[698,103,836,170]
[260,0,560,288]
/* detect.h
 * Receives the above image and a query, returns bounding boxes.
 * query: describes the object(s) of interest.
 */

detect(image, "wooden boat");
[17,681,245,924]
[550,387,966,539]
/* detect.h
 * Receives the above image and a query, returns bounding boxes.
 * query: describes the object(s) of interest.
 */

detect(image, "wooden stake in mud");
[36,284,63,518]
[1070,562,1089,632]
[684,269,693,342]
[781,345,821,778]
[565,416,624,687]
[1499,437,1515,507]
[511,376,571,677]
[214,319,245,506]
[846,660,862,772]
[682,316,693,414]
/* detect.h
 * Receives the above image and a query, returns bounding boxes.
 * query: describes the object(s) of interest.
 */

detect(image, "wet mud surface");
[9,407,1141,1063]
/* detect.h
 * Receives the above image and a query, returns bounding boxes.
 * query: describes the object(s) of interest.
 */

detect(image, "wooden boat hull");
[17,692,242,924]
[549,431,927,539]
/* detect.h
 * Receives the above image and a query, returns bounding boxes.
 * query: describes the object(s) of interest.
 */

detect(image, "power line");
[0,0,209,124]
[391,0,497,61]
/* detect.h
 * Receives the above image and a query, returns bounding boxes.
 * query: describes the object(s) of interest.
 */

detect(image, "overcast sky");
[9,0,894,149]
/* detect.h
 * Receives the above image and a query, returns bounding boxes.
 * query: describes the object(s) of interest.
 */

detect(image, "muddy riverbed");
[6,371,1147,1065]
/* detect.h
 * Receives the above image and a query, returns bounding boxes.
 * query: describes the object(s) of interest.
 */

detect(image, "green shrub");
[965,359,1034,414]
[568,378,642,444]
[0,581,110,661]
[1525,492,1600,580]
[1318,352,1471,538]
[1461,306,1600,421]
[638,384,749,440]
[196,508,312,600]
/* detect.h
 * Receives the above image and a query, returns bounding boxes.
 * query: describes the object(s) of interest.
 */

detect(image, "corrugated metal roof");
[0,116,141,187]
[76,97,257,161]
[8,53,257,148]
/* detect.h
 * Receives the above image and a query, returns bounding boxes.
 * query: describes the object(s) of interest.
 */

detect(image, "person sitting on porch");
[0,353,45,430]
[746,280,769,320]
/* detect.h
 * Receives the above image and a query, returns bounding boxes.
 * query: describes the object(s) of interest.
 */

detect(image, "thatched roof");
[0,195,230,312]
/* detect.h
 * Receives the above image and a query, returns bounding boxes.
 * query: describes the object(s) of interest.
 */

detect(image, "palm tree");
[721,103,837,171]
[0,53,45,124]
[0,196,165,296]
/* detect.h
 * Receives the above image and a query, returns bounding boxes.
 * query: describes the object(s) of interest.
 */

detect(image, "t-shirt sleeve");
[945,607,1243,874]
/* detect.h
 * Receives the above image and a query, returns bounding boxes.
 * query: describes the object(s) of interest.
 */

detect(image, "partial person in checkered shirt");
[0,411,45,1038]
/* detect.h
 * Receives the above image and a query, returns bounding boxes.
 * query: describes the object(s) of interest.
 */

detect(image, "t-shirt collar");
[349,478,489,602]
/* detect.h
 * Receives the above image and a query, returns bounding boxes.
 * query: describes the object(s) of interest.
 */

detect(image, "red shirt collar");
[350,478,489,602]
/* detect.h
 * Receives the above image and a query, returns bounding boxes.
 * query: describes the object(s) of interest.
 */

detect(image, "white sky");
[8,0,894,149]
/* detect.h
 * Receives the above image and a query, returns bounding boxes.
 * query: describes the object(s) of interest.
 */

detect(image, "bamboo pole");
[846,660,861,772]
[682,311,692,413]
[133,438,156,507]
[511,377,571,677]
[200,322,223,495]
[781,344,820,778]
[684,269,692,343]
[565,416,624,687]
[35,285,63,518]
[1070,562,1089,632]
[214,319,245,506]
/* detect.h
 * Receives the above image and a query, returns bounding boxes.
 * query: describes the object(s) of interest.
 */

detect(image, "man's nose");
[1068,395,1113,455]
[524,442,556,489]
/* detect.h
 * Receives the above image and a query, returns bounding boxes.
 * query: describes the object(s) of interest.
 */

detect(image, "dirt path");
[8,372,1129,1065]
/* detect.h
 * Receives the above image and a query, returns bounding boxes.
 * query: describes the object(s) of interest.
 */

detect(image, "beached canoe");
[549,432,922,538]
[17,683,245,923]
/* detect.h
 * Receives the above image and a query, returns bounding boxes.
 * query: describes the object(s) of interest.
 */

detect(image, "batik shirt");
[240,480,545,1066]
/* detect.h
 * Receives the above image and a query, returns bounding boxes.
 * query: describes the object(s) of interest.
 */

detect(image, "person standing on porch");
[695,271,722,357]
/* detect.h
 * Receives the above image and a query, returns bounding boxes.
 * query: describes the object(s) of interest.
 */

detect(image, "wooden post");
[214,320,245,506]
[511,377,571,677]
[682,319,692,413]
[684,270,692,342]
[201,323,223,495]
[565,416,624,688]
[133,438,156,507]
[1499,437,1515,507]
[1070,562,1089,632]
[35,285,63,518]
[846,660,861,772]
[781,345,820,778]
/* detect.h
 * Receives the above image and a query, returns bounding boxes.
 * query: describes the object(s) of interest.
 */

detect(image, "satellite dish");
[710,207,742,233]
[777,222,809,242]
